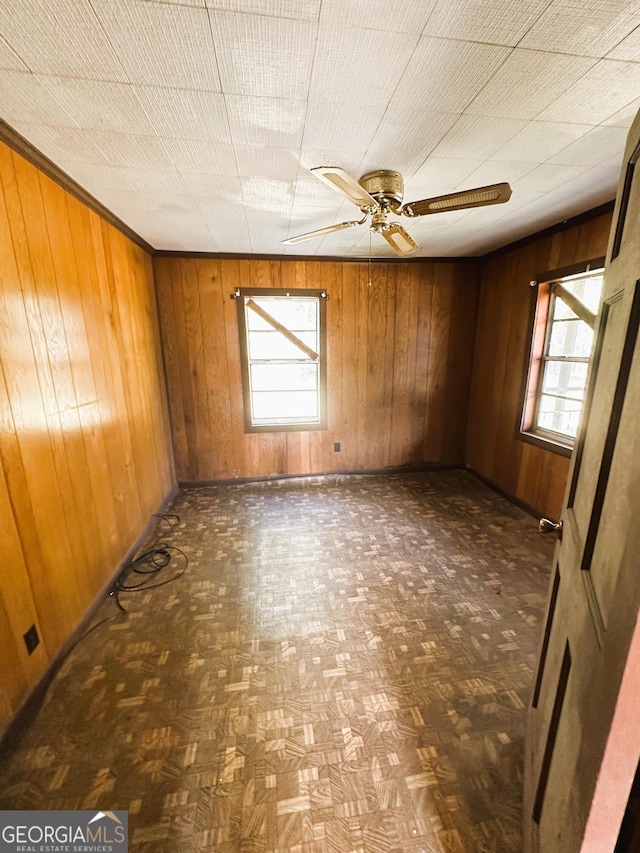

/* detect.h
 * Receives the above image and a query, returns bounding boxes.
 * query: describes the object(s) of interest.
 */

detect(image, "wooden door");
[524,108,640,853]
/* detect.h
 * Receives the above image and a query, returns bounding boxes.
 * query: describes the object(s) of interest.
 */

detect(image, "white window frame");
[236,287,327,433]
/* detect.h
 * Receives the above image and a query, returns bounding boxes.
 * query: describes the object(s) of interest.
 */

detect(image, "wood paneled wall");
[0,141,174,731]
[466,210,613,520]
[154,257,479,482]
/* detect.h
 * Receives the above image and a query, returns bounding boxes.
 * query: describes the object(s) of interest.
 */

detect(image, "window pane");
[251,363,318,392]
[536,393,583,438]
[246,297,318,331]
[248,330,318,361]
[548,318,594,358]
[252,390,318,420]
[553,297,579,321]
[563,274,604,313]
[541,360,589,401]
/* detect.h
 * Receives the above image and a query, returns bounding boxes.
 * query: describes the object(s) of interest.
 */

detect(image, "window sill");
[518,429,573,458]
[245,421,327,434]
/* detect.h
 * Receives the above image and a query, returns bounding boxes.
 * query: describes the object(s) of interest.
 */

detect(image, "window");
[521,261,604,451]
[236,288,327,432]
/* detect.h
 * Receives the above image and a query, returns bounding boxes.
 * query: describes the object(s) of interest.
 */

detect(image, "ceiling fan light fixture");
[382,223,419,255]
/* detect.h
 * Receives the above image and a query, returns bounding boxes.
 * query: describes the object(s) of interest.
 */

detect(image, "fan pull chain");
[368,230,372,287]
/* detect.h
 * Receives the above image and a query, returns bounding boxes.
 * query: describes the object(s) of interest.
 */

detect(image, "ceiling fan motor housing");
[359,170,404,211]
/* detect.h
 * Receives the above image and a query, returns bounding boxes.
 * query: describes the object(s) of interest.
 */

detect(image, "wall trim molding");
[0,483,179,756]
[153,251,480,264]
[177,463,465,489]
[481,201,615,261]
[465,466,545,521]
[0,119,154,254]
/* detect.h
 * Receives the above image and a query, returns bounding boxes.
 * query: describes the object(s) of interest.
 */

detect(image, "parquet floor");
[0,471,554,852]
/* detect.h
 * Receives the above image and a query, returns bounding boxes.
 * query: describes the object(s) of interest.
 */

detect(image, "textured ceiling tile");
[309,26,418,107]
[197,197,251,242]
[123,210,216,251]
[319,0,437,33]
[244,210,294,252]
[360,109,461,179]
[210,12,316,98]
[0,0,634,256]
[430,115,527,160]
[39,77,156,133]
[69,164,189,195]
[84,131,175,170]
[520,0,640,58]
[96,190,198,214]
[0,0,128,80]
[206,0,320,20]
[160,138,238,174]
[514,163,592,192]
[133,86,231,142]
[489,120,593,163]
[241,177,294,213]
[290,175,356,214]
[406,157,484,196]
[542,156,622,201]
[602,96,640,128]
[607,23,640,61]
[235,145,300,180]
[11,123,112,166]
[302,101,386,150]
[455,160,537,190]
[91,0,221,90]
[0,36,29,71]
[226,95,306,147]
[547,125,628,167]
[178,172,243,200]
[0,71,78,127]
[392,38,512,113]
[465,50,598,120]
[423,0,549,46]
[537,59,640,125]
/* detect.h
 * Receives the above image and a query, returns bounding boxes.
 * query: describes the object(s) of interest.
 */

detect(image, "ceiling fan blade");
[311,166,377,208]
[282,219,364,245]
[401,182,512,217]
[381,223,419,255]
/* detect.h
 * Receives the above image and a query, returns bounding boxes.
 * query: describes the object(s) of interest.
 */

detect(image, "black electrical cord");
[111,545,189,612]
[1,514,189,754]
[109,514,188,612]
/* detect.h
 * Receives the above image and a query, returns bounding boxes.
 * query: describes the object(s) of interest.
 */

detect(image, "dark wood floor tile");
[0,471,553,852]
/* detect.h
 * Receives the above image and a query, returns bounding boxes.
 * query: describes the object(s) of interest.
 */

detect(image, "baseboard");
[178,462,465,489]
[0,483,179,755]
[465,466,543,520]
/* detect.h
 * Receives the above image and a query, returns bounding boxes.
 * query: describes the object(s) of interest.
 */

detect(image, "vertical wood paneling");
[0,140,174,732]
[466,211,613,519]
[155,257,480,481]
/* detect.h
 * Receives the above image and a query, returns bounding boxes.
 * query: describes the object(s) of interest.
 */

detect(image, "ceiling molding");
[0,118,154,255]
[152,250,481,264]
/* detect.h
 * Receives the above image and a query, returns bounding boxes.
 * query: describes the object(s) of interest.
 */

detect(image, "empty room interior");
[1,2,640,852]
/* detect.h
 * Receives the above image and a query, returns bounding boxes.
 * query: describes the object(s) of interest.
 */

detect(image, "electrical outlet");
[334,442,341,452]
[23,624,40,655]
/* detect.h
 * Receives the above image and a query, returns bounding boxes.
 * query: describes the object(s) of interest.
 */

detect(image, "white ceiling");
[1,0,639,258]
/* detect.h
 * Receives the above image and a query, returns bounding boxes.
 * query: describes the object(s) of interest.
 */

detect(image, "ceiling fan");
[282,167,512,255]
